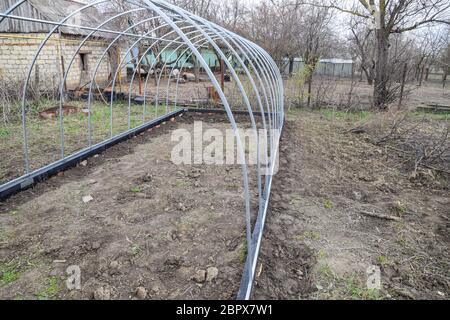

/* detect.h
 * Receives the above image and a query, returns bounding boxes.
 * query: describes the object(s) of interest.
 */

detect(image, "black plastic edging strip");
[0,109,184,201]
[185,107,272,117]
[1,108,268,201]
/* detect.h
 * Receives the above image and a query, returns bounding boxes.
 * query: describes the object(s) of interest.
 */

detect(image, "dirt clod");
[82,195,94,203]
[135,287,147,299]
[193,270,207,283]
[109,260,120,274]
[91,242,101,250]
[178,202,187,212]
[93,287,112,300]
[206,267,219,282]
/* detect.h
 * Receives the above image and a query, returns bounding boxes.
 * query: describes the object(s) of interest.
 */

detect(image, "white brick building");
[0,0,122,90]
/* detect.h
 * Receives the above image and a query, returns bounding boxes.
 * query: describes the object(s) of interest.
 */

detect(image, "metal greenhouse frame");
[0,0,284,300]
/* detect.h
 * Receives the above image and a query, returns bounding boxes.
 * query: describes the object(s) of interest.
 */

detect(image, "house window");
[79,53,88,71]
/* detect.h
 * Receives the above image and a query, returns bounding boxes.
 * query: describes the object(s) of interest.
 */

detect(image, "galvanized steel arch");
[0,0,284,299]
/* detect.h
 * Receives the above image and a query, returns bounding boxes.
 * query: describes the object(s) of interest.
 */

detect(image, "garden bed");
[0,113,258,300]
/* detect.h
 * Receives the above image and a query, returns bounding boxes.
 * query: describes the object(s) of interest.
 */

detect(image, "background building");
[0,0,115,90]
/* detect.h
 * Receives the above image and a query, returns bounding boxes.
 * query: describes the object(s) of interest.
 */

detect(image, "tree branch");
[392,19,450,34]
[275,0,370,18]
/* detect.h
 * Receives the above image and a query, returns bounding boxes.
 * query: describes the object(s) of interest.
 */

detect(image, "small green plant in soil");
[321,109,373,122]
[0,263,20,285]
[377,255,390,266]
[239,242,248,263]
[0,127,11,137]
[324,199,334,209]
[346,277,380,300]
[35,276,62,300]
[393,201,408,215]
[304,231,321,240]
[131,186,141,193]
[131,244,142,256]
[316,249,327,260]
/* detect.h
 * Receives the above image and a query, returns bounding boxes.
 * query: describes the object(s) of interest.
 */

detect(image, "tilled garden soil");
[1,110,449,300]
[253,110,449,300]
[0,113,258,300]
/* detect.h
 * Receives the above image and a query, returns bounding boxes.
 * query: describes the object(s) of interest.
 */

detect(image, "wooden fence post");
[398,63,408,108]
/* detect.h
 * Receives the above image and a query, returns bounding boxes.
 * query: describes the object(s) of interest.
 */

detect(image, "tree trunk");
[108,45,120,83]
[194,56,200,83]
[362,66,374,85]
[306,61,317,108]
[419,65,425,86]
[398,63,408,108]
[373,29,389,109]
[307,75,313,108]
[443,66,448,89]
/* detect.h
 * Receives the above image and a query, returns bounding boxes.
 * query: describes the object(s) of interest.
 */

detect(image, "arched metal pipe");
[0,0,284,300]
[141,0,255,271]
[16,0,112,172]
[58,7,151,157]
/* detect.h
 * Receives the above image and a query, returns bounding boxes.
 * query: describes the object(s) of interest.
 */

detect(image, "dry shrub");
[351,110,450,187]
[0,72,59,124]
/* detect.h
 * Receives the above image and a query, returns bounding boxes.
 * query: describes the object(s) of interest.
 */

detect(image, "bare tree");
[437,36,450,88]
[413,26,449,85]
[294,0,450,109]
[245,0,306,70]
[299,5,333,107]
[216,0,248,31]
[349,16,376,85]
[170,0,219,19]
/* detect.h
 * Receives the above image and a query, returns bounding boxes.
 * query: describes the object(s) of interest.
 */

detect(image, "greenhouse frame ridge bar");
[0,0,284,300]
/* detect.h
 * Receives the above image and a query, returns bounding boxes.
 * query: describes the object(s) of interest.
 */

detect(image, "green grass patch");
[131,186,141,193]
[1,270,20,284]
[175,180,187,188]
[410,111,450,121]
[0,262,20,285]
[396,234,408,247]
[303,230,321,241]
[239,242,248,263]
[393,201,408,215]
[0,127,11,137]
[318,264,335,279]
[313,264,383,300]
[345,277,380,300]
[324,199,334,210]
[0,228,15,243]
[376,255,390,266]
[131,244,142,256]
[316,249,328,260]
[36,276,62,300]
[0,99,167,184]
[321,109,373,122]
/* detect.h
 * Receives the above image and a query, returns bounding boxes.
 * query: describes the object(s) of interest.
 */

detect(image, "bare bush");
[354,111,450,183]
[0,72,59,124]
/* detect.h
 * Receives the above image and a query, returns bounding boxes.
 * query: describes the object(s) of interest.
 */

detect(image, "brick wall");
[0,33,126,91]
